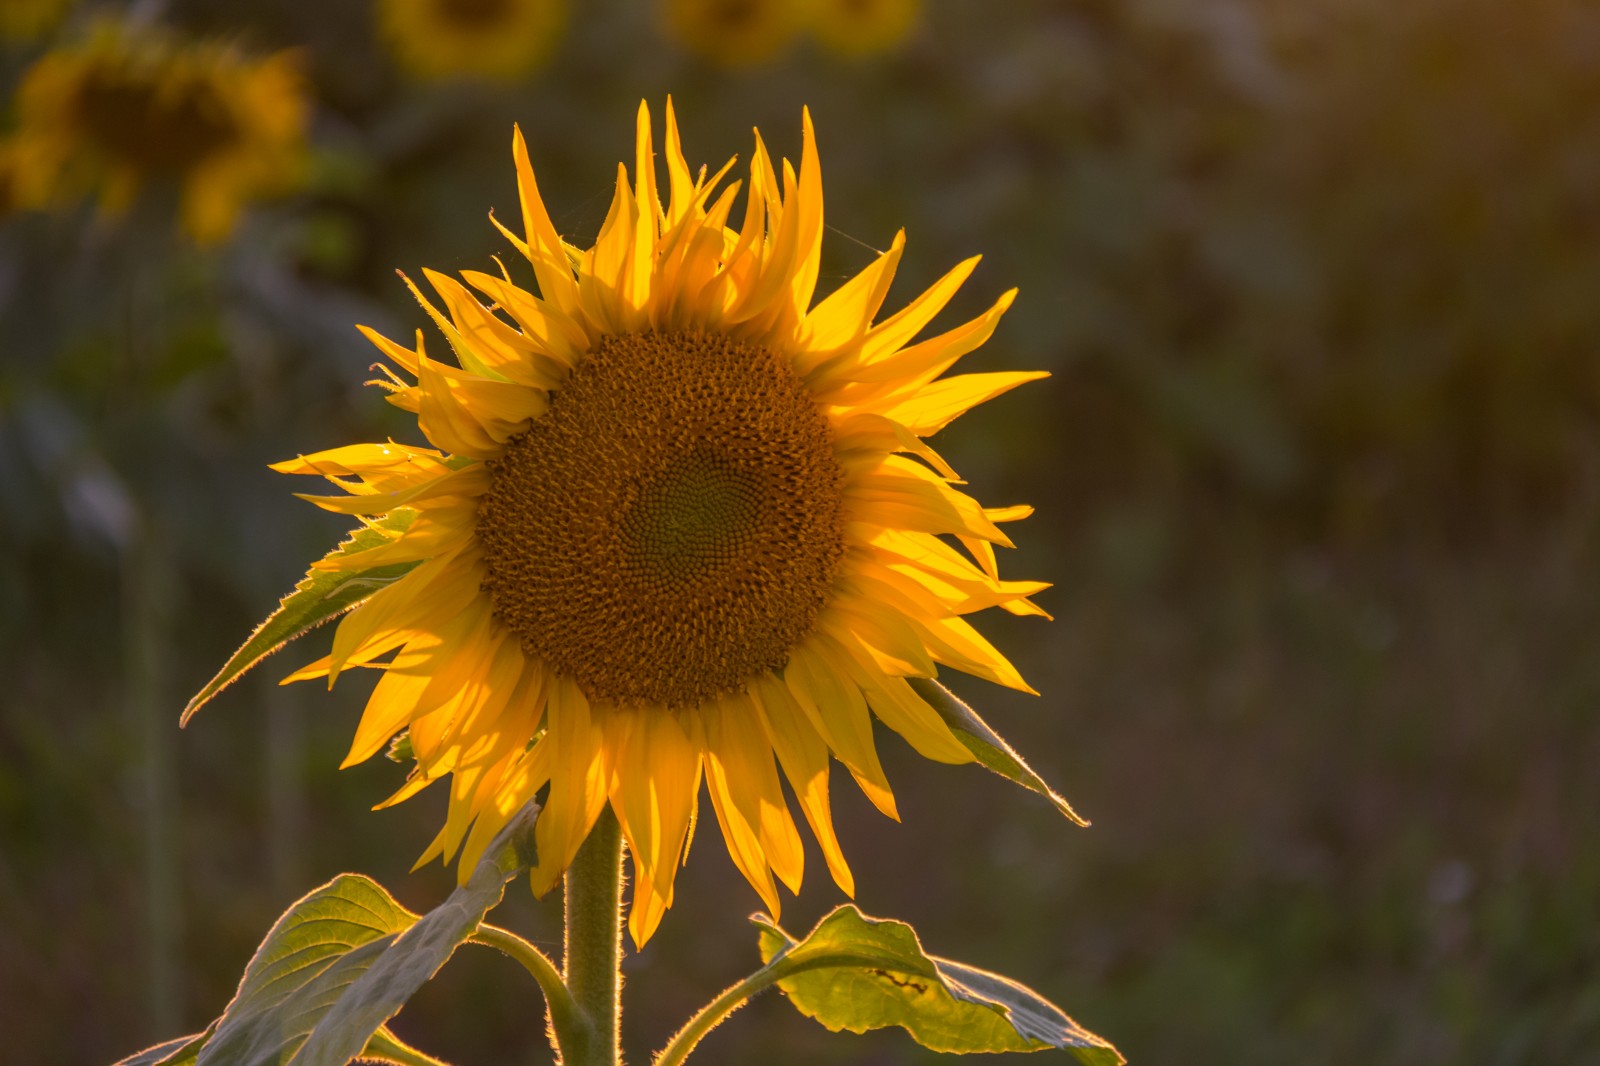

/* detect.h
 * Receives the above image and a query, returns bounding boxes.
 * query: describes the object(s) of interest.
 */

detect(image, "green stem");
[563,807,626,1065]
[468,924,582,1055]
[652,969,775,1066]
[653,953,920,1065]
[124,516,183,1037]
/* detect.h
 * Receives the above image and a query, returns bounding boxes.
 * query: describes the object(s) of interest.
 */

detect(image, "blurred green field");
[3,1,1598,1063]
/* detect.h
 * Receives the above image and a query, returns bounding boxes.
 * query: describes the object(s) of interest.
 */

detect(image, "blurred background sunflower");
[6,18,306,243]
[664,0,801,67]
[4,1,1599,1065]
[806,0,920,57]
[0,0,73,44]
[377,0,565,82]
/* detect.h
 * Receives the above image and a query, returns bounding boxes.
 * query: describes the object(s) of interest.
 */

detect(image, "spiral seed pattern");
[477,330,846,708]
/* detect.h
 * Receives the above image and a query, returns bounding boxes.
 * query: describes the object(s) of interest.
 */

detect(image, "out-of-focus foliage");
[3,1,1597,1064]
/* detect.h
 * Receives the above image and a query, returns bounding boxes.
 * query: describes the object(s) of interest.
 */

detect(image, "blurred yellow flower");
[9,21,307,243]
[0,143,20,219]
[664,0,800,66]
[277,101,1046,947]
[807,0,920,57]
[0,0,72,44]
[378,0,565,82]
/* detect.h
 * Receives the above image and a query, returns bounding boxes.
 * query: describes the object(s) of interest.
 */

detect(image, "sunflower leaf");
[129,801,538,1066]
[908,677,1089,826]
[111,1027,213,1066]
[752,905,1122,1061]
[180,509,421,725]
[114,1027,423,1066]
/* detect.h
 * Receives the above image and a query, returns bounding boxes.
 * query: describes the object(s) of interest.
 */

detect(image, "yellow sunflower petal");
[629,867,673,949]
[753,673,854,896]
[605,708,701,908]
[530,677,609,897]
[461,736,552,876]
[877,370,1048,436]
[784,643,898,821]
[459,267,589,367]
[419,268,564,389]
[510,125,583,315]
[815,254,982,389]
[700,699,786,916]
[797,229,906,365]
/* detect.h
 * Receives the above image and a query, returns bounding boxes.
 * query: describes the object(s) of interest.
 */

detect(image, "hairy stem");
[654,953,916,1065]
[652,969,774,1066]
[563,807,625,1065]
[468,923,581,1057]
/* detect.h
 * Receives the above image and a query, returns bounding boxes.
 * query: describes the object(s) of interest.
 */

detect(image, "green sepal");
[181,510,422,725]
[908,677,1089,826]
[113,802,539,1066]
[753,905,1122,1062]
[386,729,415,764]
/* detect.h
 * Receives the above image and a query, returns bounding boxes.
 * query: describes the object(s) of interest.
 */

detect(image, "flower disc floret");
[478,329,846,708]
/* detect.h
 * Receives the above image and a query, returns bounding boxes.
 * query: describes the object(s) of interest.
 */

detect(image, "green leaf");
[140,801,539,1066]
[112,1028,211,1066]
[753,905,1122,1063]
[908,677,1089,826]
[181,510,421,724]
[112,1025,428,1066]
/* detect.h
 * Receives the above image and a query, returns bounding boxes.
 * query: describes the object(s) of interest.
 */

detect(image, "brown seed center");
[74,66,239,175]
[435,0,515,30]
[477,330,846,709]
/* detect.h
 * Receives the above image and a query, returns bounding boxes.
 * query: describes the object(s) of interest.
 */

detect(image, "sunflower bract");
[277,100,1050,947]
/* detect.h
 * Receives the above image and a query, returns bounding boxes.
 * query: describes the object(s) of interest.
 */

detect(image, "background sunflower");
[377,0,565,82]
[664,0,801,67]
[4,1,1599,1064]
[7,18,307,243]
[0,0,72,43]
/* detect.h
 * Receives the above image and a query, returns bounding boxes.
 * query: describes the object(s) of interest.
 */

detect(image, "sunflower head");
[0,0,72,44]
[9,20,307,243]
[807,0,921,57]
[378,0,565,82]
[0,143,20,218]
[277,100,1053,947]
[664,0,800,66]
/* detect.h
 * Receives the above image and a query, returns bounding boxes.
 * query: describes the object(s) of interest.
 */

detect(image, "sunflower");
[806,0,921,57]
[277,101,1048,947]
[378,0,564,82]
[663,0,800,66]
[0,143,20,218]
[9,20,306,243]
[0,0,72,44]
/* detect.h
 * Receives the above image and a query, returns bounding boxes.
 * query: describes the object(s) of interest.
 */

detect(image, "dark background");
[3,1,1598,1063]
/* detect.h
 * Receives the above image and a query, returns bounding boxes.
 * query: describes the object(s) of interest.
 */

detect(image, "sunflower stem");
[468,924,582,1055]
[563,806,625,1065]
[652,969,774,1066]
